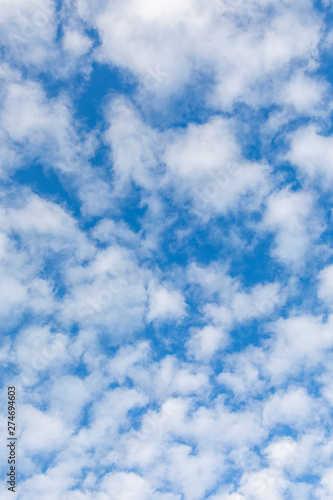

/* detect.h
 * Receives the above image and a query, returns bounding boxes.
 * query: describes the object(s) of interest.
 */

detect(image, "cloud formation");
[0,1,333,499]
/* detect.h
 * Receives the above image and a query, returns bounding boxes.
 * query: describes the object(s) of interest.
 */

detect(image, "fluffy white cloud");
[278,71,329,115]
[62,30,92,56]
[104,97,162,192]
[262,187,322,267]
[105,101,269,217]
[217,347,266,397]
[0,0,56,66]
[263,387,317,428]
[20,404,71,453]
[61,245,150,335]
[318,264,333,307]
[187,325,229,361]
[75,0,322,110]
[147,284,187,323]
[287,125,333,186]
[265,314,333,384]
[163,117,269,216]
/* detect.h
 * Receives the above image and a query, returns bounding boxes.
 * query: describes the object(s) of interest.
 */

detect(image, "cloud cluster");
[0,0,333,499]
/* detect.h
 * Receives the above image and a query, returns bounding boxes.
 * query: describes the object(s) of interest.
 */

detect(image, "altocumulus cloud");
[0,0,333,499]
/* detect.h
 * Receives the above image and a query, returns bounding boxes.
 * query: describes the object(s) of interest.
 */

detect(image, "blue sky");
[1,0,333,499]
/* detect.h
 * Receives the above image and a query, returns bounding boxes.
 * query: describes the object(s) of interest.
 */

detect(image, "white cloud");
[20,405,71,453]
[203,279,283,331]
[0,190,94,326]
[287,125,333,186]
[262,188,322,268]
[99,471,153,500]
[318,264,333,307]
[0,66,112,215]
[60,245,149,335]
[316,467,333,499]
[105,100,269,219]
[75,0,322,110]
[104,97,163,192]
[187,325,229,361]
[265,314,333,384]
[239,468,286,500]
[63,30,92,56]
[163,117,269,216]
[147,284,187,323]
[14,326,69,385]
[278,71,329,114]
[0,0,56,67]
[217,347,266,397]
[263,387,316,428]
